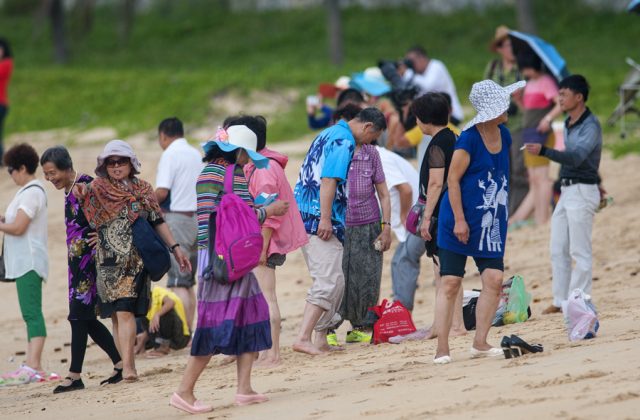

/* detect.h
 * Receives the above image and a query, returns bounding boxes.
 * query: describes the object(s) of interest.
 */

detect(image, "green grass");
[1,0,639,150]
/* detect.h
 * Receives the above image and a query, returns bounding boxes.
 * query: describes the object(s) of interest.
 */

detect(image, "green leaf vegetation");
[1,0,639,153]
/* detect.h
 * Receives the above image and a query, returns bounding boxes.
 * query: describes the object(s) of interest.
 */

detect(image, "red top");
[0,58,13,106]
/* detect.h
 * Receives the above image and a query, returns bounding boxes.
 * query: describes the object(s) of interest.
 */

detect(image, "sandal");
[53,377,85,394]
[0,365,39,386]
[100,367,123,385]
[510,335,543,354]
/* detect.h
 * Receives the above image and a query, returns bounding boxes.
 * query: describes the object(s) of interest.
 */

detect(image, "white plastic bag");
[561,289,599,341]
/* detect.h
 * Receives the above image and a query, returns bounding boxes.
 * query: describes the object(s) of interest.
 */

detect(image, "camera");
[378,59,420,130]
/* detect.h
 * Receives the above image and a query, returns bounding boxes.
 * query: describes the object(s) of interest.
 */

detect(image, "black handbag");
[131,216,171,282]
[0,236,9,283]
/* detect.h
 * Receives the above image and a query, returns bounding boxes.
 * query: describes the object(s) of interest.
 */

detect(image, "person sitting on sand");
[134,285,190,357]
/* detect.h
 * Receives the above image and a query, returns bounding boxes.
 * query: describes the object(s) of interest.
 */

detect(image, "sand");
[0,131,639,420]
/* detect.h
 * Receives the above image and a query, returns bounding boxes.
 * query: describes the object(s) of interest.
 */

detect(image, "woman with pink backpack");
[236,115,308,368]
[170,123,288,414]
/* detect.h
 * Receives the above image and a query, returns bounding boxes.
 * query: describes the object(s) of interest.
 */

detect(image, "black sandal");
[100,367,123,385]
[510,335,543,354]
[53,377,85,394]
[501,336,521,359]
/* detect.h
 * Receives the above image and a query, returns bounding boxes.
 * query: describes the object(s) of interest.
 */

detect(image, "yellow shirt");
[405,125,423,146]
[147,286,190,336]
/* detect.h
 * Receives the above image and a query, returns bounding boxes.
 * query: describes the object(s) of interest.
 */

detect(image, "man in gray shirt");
[525,75,602,314]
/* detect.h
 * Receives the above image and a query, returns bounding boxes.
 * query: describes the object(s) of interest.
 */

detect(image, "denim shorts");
[438,247,504,278]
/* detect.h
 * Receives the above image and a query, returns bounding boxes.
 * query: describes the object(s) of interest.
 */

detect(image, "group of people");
[0,27,605,415]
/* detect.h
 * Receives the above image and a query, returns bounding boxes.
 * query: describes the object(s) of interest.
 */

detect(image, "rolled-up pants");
[550,183,600,307]
[301,234,345,332]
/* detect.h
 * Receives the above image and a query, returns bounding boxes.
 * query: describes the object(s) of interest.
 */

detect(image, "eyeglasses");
[105,157,130,168]
[7,166,15,175]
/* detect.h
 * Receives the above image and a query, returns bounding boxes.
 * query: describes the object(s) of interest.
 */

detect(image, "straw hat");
[463,79,526,131]
[490,25,511,52]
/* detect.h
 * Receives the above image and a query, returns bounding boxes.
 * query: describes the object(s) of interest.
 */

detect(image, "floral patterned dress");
[66,174,99,320]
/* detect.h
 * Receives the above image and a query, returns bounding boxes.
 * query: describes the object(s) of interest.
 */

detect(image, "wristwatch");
[170,243,181,253]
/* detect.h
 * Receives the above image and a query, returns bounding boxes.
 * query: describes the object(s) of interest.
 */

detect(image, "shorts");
[265,253,286,269]
[164,213,198,288]
[524,132,555,168]
[438,247,504,278]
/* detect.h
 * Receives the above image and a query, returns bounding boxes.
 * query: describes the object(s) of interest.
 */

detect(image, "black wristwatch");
[170,243,180,253]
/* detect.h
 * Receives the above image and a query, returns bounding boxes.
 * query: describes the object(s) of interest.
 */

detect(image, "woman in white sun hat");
[170,123,289,415]
[430,79,526,364]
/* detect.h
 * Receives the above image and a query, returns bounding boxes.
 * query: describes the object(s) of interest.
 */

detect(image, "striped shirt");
[196,159,254,249]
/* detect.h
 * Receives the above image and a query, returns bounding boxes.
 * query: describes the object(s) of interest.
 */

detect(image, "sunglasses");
[105,157,130,168]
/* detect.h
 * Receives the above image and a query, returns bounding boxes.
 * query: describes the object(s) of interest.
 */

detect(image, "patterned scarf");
[81,176,161,229]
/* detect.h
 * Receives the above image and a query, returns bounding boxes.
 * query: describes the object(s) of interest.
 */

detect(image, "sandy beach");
[1,130,639,420]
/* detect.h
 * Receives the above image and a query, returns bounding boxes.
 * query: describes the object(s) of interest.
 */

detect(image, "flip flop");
[510,335,543,354]
[169,392,213,414]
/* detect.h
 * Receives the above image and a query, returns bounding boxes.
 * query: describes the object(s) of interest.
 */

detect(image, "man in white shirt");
[376,146,425,311]
[155,117,202,332]
[401,46,464,124]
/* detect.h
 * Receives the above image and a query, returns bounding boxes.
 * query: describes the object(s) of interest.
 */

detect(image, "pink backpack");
[202,164,263,284]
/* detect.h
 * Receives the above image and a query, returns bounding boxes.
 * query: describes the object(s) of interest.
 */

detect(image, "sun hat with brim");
[490,25,511,52]
[95,139,141,177]
[349,68,391,97]
[463,79,526,131]
[202,125,270,169]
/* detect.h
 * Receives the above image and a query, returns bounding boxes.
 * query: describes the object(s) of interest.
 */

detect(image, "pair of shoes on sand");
[170,392,269,414]
[501,335,544,359]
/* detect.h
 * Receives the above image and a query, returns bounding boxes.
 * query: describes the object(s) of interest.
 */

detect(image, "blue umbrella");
[628,0,640,13]
[509,30,570,82]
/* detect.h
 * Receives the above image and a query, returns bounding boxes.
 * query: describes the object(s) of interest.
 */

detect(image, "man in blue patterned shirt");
[292,107,386,355]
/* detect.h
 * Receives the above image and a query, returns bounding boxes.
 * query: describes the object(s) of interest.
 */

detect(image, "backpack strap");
[223,164,236,193]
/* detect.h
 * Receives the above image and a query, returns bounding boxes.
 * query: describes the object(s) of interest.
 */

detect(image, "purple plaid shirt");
[346,144,385,226]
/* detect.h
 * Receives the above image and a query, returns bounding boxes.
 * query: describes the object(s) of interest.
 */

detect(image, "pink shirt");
[244,147,308,256]
[523,74,558,109]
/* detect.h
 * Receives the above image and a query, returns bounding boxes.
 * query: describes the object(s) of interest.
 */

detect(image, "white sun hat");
[463,79,526,131]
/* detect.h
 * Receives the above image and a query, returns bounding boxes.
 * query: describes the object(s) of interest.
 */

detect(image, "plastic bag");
[561,289,599,341]
[503,275,531,324]
[370,299,416,344]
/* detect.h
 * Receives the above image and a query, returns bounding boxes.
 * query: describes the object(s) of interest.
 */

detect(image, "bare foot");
[254,358,281,369]
[292,341,327,356]
[450,328,467,337]
[145,349,169,359]
[316,343,345,352]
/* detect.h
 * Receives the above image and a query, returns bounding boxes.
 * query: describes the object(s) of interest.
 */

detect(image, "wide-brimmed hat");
[95,139,141,177]
[202,125,269,169]
[350,67,391,97]
[490,25,511,52]
[463,79,526,131]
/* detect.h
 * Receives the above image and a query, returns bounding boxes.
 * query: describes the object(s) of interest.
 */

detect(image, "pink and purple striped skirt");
[191,249,272,356]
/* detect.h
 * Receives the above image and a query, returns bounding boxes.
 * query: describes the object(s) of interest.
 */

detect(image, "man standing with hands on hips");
[523,75,603,314]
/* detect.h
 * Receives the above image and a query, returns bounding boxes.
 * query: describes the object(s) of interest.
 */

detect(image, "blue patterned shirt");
[294,120,355,242]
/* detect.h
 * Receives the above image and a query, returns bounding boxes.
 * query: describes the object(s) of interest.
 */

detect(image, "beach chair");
[607,57,640,139]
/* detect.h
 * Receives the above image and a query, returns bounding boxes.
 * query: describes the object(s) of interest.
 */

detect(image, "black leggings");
[70,319,121,374]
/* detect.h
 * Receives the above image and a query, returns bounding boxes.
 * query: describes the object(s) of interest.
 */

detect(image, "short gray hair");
[40,145,73,170]
[354,107,387,131]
